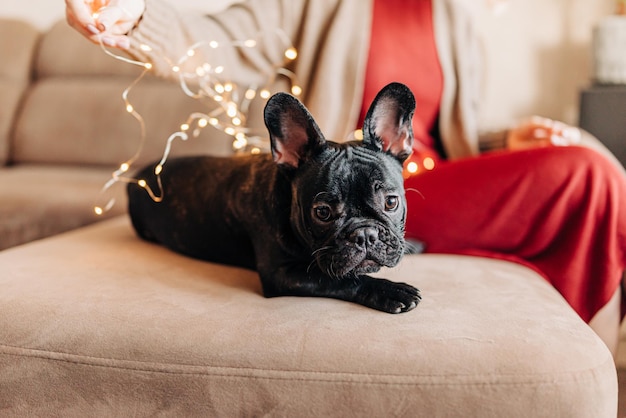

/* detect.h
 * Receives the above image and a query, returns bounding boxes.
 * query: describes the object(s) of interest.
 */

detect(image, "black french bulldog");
[128,82,421,313]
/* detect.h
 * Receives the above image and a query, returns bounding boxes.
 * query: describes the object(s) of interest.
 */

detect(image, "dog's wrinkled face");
[292,146,407,278]
[264,82,416,279]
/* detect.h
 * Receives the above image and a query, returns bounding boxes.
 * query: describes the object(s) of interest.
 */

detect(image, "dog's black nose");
[350,227,379,249]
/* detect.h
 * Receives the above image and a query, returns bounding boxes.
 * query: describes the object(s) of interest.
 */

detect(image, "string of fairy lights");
[92,19,437,215]
[93,28,301,216]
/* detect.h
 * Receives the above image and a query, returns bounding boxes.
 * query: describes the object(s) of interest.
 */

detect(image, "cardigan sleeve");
[125,0,309,85]
[123,0,372,143]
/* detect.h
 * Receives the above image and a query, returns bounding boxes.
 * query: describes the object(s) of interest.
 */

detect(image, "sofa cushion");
[0,165,126,250]
[0,217,617,416]
[0,19,39,165]
[11,20,260,167]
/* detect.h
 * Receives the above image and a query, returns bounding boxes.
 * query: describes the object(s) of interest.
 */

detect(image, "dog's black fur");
[128,82,421,313]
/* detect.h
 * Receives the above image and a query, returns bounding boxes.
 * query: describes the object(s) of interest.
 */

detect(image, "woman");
[66,0,626,351]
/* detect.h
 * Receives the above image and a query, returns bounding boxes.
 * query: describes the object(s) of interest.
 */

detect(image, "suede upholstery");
[0,18,619,416]
[0,218,618,417]
[0,19,234,250]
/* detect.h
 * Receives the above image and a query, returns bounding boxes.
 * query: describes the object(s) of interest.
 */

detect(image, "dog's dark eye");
[313,205,332,222]
[384,196,400,212]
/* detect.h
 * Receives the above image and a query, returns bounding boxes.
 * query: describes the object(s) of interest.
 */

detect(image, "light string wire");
[93,29,301,216]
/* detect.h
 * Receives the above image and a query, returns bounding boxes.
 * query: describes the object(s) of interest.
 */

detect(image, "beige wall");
[0,0,617,130]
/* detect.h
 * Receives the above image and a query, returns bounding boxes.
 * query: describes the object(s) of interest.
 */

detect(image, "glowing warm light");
[226,103,238,117]
[407,162,419,174]
[233,139,246,150]
[353,129,363,140]
[285,47,298,60]
[423,157,435,170]
[245,89,256,100]
[94,29,302,213]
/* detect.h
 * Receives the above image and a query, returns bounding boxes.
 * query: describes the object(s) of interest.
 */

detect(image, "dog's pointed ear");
[264,92,327,169]
[362,82,415,163]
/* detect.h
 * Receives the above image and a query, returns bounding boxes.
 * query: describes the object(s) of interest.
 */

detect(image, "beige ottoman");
[0,216,617,417]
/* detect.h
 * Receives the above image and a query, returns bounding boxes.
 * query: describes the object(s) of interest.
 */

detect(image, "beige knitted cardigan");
[128,0,485,159]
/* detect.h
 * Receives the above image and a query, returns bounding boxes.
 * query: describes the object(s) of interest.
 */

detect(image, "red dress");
[360,0,626,323]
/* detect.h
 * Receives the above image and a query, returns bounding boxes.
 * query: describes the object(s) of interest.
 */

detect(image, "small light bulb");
[172,66,180,73]
[226,103,238,118]
[245,89,256,100]
[210,41,219,49]
[291,85,302,96]
[215,66,224,74]
[260,89,271,99]
[232,117,242,126]
[138,179,147,188]
[126,104,134,113]
[284,47,298,60]
[233,139,246,150]
[407,162,419,174]
[94,206,103,216]
[154,164,163,175]
[140,44,152,52]
[181,123,190,131]
[209,118,219,126]
[198,118,208,128]
[244,39,256,47]
[353,129,363,140]
[225,127,236,136]
[187,49,195,57]
[120,163,130,172]
[423,157,435,171]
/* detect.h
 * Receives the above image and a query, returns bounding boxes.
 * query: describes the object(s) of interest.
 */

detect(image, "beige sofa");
[0,19,620,416]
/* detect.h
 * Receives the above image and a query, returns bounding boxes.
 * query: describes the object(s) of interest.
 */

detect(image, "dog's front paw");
[358,277,421,314]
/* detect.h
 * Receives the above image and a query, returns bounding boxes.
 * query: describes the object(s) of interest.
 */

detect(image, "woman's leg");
[404,146,626,327]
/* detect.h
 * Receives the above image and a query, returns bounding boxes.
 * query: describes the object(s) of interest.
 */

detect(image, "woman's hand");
[65,0,145,49]
[506,116,581,151]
